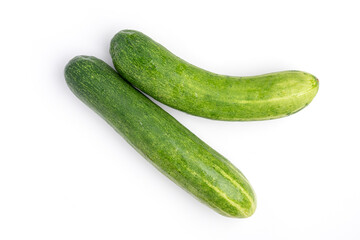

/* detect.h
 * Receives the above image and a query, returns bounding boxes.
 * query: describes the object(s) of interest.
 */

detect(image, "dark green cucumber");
[65,56,256,218]
[110,30,319,121]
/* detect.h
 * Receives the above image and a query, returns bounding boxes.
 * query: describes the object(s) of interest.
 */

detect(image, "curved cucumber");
[65,56,256,218]
[110,30,319,121]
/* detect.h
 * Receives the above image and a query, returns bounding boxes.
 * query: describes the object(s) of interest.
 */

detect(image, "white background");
[1,0,359,239]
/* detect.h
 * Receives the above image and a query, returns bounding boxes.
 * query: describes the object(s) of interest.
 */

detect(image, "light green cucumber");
[65,56,256,218]
[110,30,319,121]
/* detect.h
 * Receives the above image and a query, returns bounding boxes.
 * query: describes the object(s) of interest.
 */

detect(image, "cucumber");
[65,56,256,218]
[110,30,319,121]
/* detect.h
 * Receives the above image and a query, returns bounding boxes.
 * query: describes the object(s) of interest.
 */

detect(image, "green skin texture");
[110,30,319,121]
[65,56,256,218]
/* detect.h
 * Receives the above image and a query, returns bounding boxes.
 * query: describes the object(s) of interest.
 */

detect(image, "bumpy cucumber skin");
[65,56,256,218]
[110,30,319,121]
